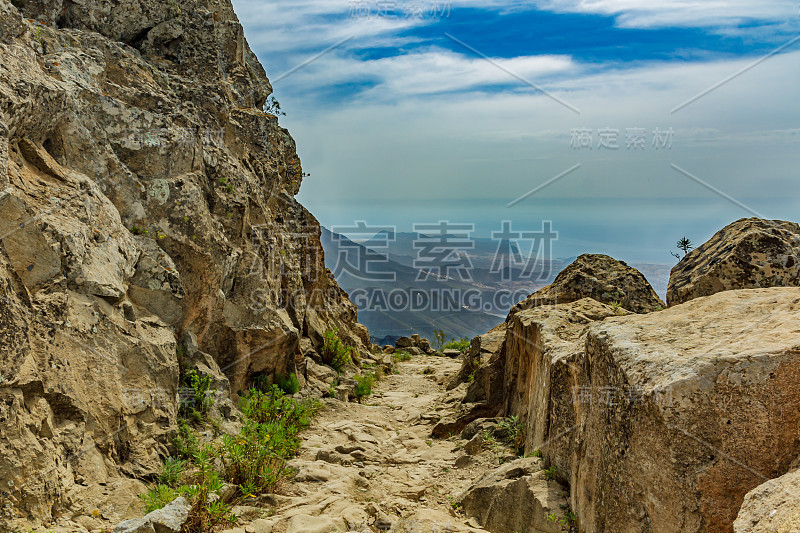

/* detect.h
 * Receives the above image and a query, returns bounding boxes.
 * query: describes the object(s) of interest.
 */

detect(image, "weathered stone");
[448,326,506,390]
[570,288,800,533]
[457,457,563,533]
[511,253,664,314]
[419,338,431,353]
[667,218,800,306]
[442,349,461,358]
[0,0,370,527]
[463,434,484,455]
[395,336,413,348]
[460,418,501,441]
[734,468,800,533]
[113,497,189,533]
[406,347,423,356]
[502,298,618,463]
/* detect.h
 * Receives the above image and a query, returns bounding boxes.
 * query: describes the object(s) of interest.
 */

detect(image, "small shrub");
[275,373,300,395]
[432,329,447,351]
[547,506,577,531]
[497,415,525,453]
[543,465,559,481]
[182,446,236,532]
[321,329,353,371]
[354,373,375,402]
[178,369,215,423]
[393,351,411,363]
[531,448,543,458]
[140,484,181,513]
[443,337,470,353]
[220,386,318,495]
[158,457,187,487]
[173,420,201,459]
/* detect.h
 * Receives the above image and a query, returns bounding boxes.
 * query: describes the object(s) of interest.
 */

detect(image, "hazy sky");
[231,0,800,263]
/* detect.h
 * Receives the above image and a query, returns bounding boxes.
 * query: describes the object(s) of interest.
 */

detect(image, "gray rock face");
[511,253,664,314]
[113,496,190,533]
[667,218,800,306]
[0,0,368,528]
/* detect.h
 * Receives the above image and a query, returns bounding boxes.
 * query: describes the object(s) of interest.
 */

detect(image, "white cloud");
[530,0,797,28]
[271,48,576,99]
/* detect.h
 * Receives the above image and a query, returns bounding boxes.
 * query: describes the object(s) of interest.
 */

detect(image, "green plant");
[531,448,543,458]
[179,369,216,424]
[140,484,182,513]
[543,465,559,481]
[326,377,338,398]
[220,386,318,496]
[173,419,201,459]
[443,337,470,353]
[672,236,694,259]
[547,506,577,531]
[274,373,300,395]
[321,329,353,371]
[182,446,236,532]
[354,372,375,402]
[497,415,525,453]
[393,350,411,363]
[158,457,187,486]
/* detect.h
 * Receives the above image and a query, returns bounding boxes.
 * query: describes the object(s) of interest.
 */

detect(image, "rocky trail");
[221,354,562,533]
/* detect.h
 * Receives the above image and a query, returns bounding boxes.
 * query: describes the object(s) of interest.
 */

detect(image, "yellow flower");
[92,509,100,517]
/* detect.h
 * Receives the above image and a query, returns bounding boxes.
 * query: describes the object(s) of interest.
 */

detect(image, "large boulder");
[667,218,800,306]
[502,298,622,464]
[511,254,664,315]
[457,457,565,533]
[570,288,800,533]
[734,468,800,533]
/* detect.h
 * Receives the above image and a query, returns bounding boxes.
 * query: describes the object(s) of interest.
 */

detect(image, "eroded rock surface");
[667,218,800,306]
[734,468,800,533]
[511,253,664,315]
[0,0,368,528]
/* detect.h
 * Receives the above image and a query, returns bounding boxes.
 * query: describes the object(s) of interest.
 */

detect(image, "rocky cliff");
[447,225,800,533]
[0,0,368,528]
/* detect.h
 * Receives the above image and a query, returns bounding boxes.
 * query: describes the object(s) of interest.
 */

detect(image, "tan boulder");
[570,288,800,533]
[457,457,565,533]
[667,218,800,306]
[511,253,664,315]
[734,469,800,533]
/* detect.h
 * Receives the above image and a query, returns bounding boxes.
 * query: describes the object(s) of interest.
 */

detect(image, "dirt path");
[237,355,512,533]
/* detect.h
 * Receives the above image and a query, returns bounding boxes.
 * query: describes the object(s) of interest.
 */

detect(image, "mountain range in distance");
[320,227,670,345]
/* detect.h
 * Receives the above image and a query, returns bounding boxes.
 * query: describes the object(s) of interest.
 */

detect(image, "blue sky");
[231,0,800,263]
